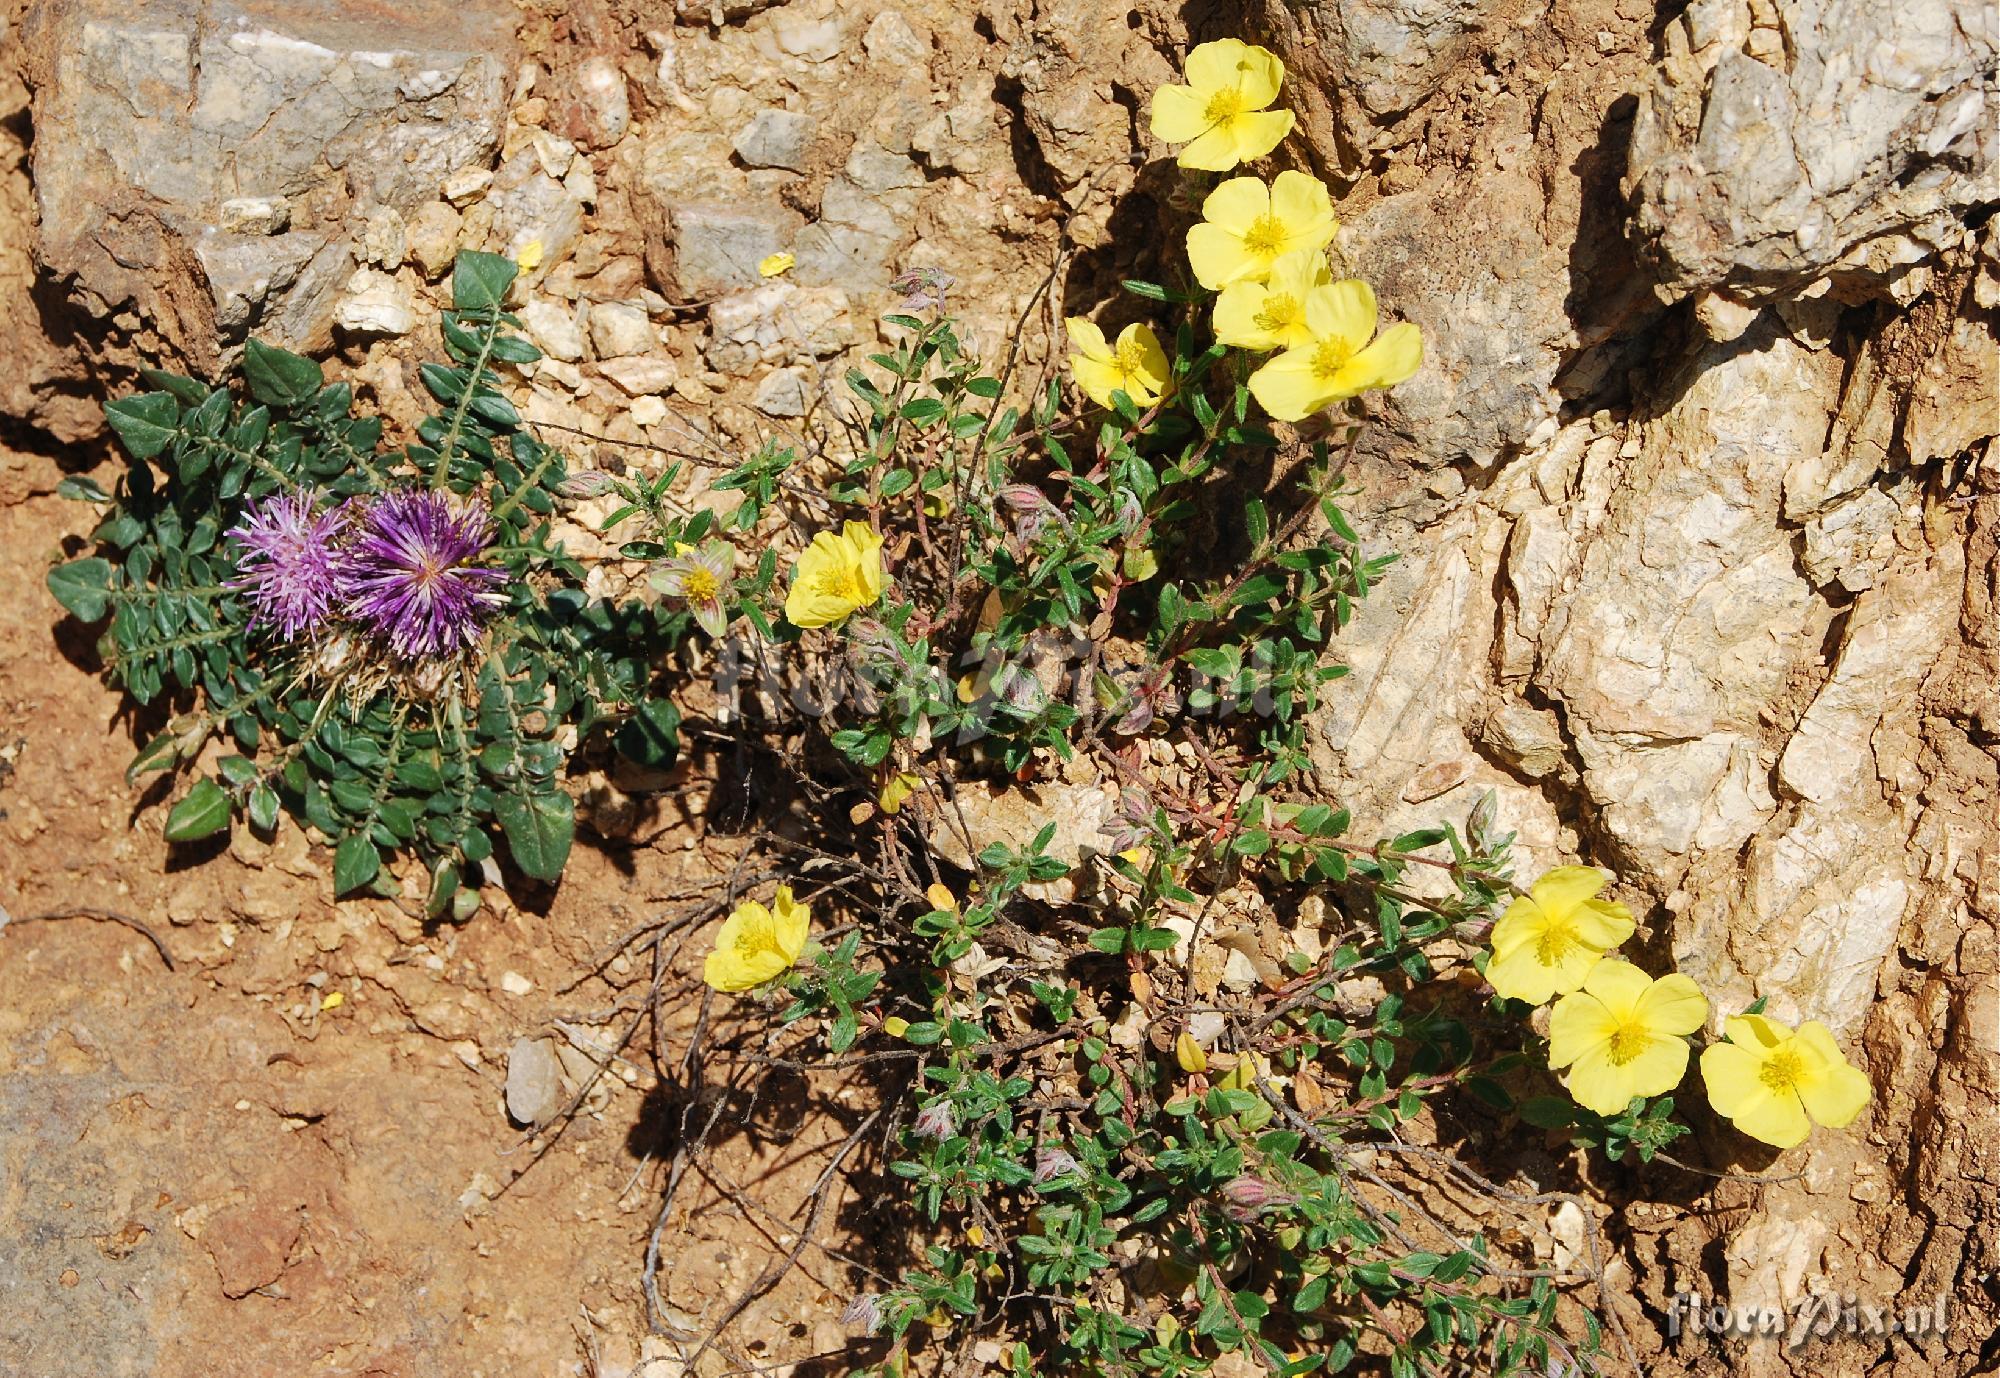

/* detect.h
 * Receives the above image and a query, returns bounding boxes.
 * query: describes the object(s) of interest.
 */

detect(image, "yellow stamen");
[1760,1049,1806,1094]
[1241,214,1287,260]
[1311,336,1355,382]
[1533,918,1580,966]
[683,567,719,602]
[1254,293,1300,334]
[1605,1022,1651,1066]
[1202,87,1246,126]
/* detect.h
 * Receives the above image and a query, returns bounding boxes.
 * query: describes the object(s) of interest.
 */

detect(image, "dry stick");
[683,1108,883,1369]
[1,905,177,971]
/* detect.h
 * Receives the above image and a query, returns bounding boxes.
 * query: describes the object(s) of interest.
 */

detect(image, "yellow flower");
[1175,1031,1208,1074]
[703,887,811,992]
[1212,248,1332,352]
[1065,318,1170,409]
[1484,866,1635,1006]
[1547,961,1708,1116]
[758,251,795,278]
[1148,39,1296,172]
[1246,279,1424,421]
[1699,1014,1871,1149]
[784,521,885,628]
[1186,171,1337,290]
[880,771,921,814]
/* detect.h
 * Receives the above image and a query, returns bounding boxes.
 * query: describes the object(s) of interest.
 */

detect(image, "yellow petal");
[1486,894,1548,959]
[842,521,886,603]
[1792,1022,1871,1128]
[1245,346,1326,422]
[1183,38,1254,94]
[515,238,544,272]
[1199,176,1271,234]
[1187,223,1259,290]
[880,771,920,814]
[1633,973,1709,1038]
[1698,1041,1770,1117]
[1617,1032,1693,1101]
[1545,944,1605,999]
[1117,323,1172,400]
[1486,941,1563,1006]
[1222,108,1295,168]
[925,882,958,911]
[1578,959,1653,1020]
[319,990,345,1011]
[758,251,795,278]
[1071,353,1126,408]
[1175,1031,1208,1073]
[1176,125,1245,172]
[1529,866,1608,914]
[1326,321,1424,397]
[1268,247,1332,298]
[771,886,810,962]
[1724,1013,1791,1051]
[1562,1044,1640,1117]
[1546,990,1616,1070]
[1268,170,1335,242]
[1149,83,1212,144]
[1305,280,1379,358]
[1730,1086,1812,1148]
[1572,896,1637,950]
[1063,316,1112,362]
[883,1015,910,1038]
[1212,281,1277,350]
[1227,43,1285,109]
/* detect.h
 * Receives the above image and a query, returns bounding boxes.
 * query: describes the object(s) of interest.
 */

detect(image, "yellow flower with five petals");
[784,521,885,629]
[703,887,811,992]
[1547,960,1708,1115]
[1148,39,1295,172]
[1212,248,1332,352]
[1065,318,1170,410]
[1245,279,1423,421]
[1483,866,1635,1007]
[1186,171,1337,290]
[1699,1014,1871,1149]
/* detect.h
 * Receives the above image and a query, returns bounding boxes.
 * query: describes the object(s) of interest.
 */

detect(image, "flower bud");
[560,470,618,499]
[1220,1174,1296,1222]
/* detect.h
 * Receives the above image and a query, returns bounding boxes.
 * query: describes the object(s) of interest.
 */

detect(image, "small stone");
[504,1036,564,1126]
[407,202,464,278]
[488,150,586,274]
[771,13,843,62]
[588,300,655,358]
[664,201,804,299]
[732,108,816,172]
[567,55,631,148]
[358,206,407,270]
[1693,289,1761,342]
[218,197,290,236]
[863,12,927,66]
[499,969,535,996]
[600,357,680,396]
[751,366,813,417]
[334,269,417,336]
[520,299,584,362]
[443,168,494,205]
[630,395,668,427]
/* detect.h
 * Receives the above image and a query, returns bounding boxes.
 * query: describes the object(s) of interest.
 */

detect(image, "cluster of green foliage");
[47,253,687,915]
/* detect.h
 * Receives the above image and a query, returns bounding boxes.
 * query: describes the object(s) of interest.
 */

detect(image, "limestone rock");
[750,366,813,417]
[406,202,465,279]
[520,300,585,363]
[334,270,418,337]
[20,0,514,370]
[588,301,656,359]
[732,109,817,173]
[599,357,680,396]
[504,1037,564,1127]
[486,148,586,273]
[704,283,854,376]
[1626,0,1999,303]
[653,199,804,301]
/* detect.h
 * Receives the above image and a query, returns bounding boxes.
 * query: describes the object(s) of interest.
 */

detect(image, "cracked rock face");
[1625,0,2000,305]
[20,0,514,371]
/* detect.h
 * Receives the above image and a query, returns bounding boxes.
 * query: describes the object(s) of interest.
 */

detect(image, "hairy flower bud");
[559,470,618,499]
[1032,1144,1081,1186]
[912,1100,958,1141]
[840,1292,883,1334]
[1220,1174,1296,1222]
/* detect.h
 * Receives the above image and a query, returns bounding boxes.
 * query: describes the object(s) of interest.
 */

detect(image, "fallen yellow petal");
[514,238,544,272]
[926,882,958,912]
[758,251,795,278]
[319,990,345,1012]
[883,1015,911,1038]
[1176,1031,1208,1073]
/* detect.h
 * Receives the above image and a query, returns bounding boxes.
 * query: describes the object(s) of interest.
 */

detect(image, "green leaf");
[104,393,181,459]
[163,778,232,842]
[614,698,681,768]
[333,833,381,894]
[56,476,110,503]
[453,251,519,311]
[1517,1096,1576,1130]
[46,558,114,621]
[241,339,324,408]
[247,783,280,832]
[496,789,574,882]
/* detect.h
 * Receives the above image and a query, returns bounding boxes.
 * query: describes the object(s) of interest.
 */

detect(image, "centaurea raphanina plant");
[49,252,688,912]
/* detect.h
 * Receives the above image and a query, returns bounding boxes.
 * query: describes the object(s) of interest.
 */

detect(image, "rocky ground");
[0,0,1994,1376]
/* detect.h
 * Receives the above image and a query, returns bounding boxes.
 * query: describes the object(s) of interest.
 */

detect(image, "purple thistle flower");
[337,489,508,660]
[650,540,734,639]
[228,488,345,641]
[1032,1144,1081,1187]
[912,1100,958,1142]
